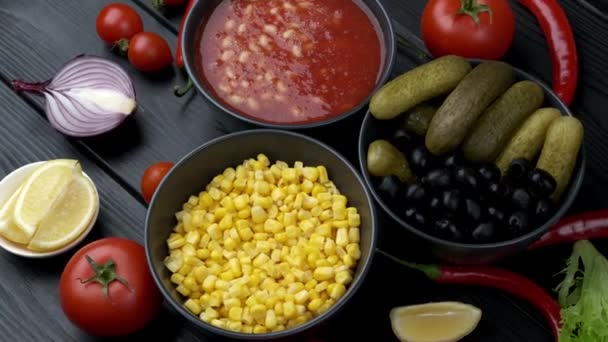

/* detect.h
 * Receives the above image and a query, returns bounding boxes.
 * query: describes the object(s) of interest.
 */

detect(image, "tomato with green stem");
[96,4,143,48]
[59,238,162,337]
[128,32,173,72]
[421,0,515,60]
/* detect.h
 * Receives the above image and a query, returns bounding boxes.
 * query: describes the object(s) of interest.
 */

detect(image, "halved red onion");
[11,55,136,137]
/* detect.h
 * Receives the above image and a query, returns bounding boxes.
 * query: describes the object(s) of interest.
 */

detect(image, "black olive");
[408,146,430,175]
[391,128,416,153]
[528,169,557,198]
[377,176,402,200]
[487,206,506,223]
[428,196,442,212]
[454,167,479,192]
[472,222,497,242]
[487,182,512,202]
[404,207,427,228]
[404,183,427,203]
[433,218,463,241]
[507,211,529,235]
[422,168,452,188]
[506,158,531,183]
[465,198,482,222]
[535,198,555,220]
[511,188,532,210]
[477,164,501,183]
[444,153,464,168]
[442,189,463,212]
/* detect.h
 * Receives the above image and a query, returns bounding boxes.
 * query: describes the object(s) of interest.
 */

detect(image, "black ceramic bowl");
[146,130,377,340]
[181,0,395,129]
[358,62,586,264]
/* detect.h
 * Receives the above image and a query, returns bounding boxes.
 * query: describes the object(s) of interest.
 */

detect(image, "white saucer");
[0,161,99,258]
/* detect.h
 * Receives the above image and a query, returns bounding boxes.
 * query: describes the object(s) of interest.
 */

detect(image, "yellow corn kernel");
[336,246,347,258]
[254,196,273,209]
[184,230,201,246]
[317,166,328,183]
[299,220,315,236]
[220,270,235,281]
[311,186,326,199]
[251,303,266,321]
[167,237,186,250]
[283,300,296,319]
[199,192,214,208]
[233,178,247,192]
[210,319,226,329]
[221,297,239,310]
[267,205,278,219]
[319,210,332,221]
[207,224,222,241]
[253,325,268,334]
[234,194,249,210]
[215,278,229,290]
[271,188,286,202]
[184,298,202,315]
[235,208,249,219]
[209,292,222,307]
[226,321,242,332]
[299,166,317,181]
[177,264,193,276]
[307,298,323,313]
[284,211,297,227]
[251,206,268,224]
[223,237,237,251]
[336,228,349,247]
[254,180,270,196]
[329,283,346,300]
[253,253,270,268]
[286,183,300,194]
[264,219,283,233]
[281,168,297,182]
[297,209,312,220]
[333,220,349,229]
[164,255,183,273]
[203,307,219,321]
[202,275,217,292]
[265,310,277,329]
[265,294,280,309]
[208,187,224,201]
[210,250,223,261]
[326,255,339,265]
[307,252,320,267]
[348,228,361,243]
[313,267,334,281]
[275,232,288,244]
[193,266,208,283]
[229,285,249,299]
[182,243,196,256]
[310,206,323,218]
[228,306,243,321]
[335,270,353,285]
[304,279,318,291]
[348,215,361,230]
[242,325,254,334]
[219,214,233,230]
[183,276,199,291]
[198,232,211,247]
[346,243,361,260]
[311,224,329,239]
[294,289,309,304]
[293,193,305,209]
[184,255,202,267]
[170,273,185,285]
[176,284,190,296]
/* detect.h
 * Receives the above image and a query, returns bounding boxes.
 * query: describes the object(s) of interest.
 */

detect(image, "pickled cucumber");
[367,140,415,183]
[370,55,471,120]
[462,81,544,162]
[403,103,437,136]
[495,108,561,174]
[536,116,584,200]
[426,61,516,156]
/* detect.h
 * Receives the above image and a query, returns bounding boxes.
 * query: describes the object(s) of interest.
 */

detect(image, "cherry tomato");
[421,0,515,60]
[96,3,144,45]
[128,32,173,72]
[59,238,162,337]
[141,162,174,203]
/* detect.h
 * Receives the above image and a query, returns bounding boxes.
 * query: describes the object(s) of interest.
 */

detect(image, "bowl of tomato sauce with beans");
[181,0,395,128]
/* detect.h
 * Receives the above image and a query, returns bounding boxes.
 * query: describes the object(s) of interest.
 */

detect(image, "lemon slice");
[0,185,30,244]
[390,302,482,342]
[28,173,98,252]
[13,159,79,238]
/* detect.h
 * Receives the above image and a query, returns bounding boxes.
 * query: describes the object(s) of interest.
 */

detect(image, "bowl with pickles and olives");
[358,56,585,264]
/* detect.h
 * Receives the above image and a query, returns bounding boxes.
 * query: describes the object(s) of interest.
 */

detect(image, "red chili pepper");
[528,209,608,250]
[519,0,578,106]
[377,249,562,340]
[175,0,196,69]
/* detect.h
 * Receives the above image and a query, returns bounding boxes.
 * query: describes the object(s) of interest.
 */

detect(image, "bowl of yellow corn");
[145,129,378,340]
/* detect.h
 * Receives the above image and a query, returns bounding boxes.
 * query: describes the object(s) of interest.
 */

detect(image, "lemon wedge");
[28,173,98,252]
[0,185,30,244]
[390,302,482,342]
[13,159,79,238]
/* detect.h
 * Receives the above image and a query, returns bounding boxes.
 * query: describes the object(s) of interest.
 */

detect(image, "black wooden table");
[1,1,607,341]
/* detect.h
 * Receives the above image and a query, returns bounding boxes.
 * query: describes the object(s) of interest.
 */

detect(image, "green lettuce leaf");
[557,240,608,342]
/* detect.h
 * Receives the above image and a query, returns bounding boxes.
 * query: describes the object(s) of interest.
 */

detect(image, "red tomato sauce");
[194,0,384,124]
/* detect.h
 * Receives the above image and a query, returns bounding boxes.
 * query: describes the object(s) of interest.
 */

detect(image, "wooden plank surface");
[0,0,607,341]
